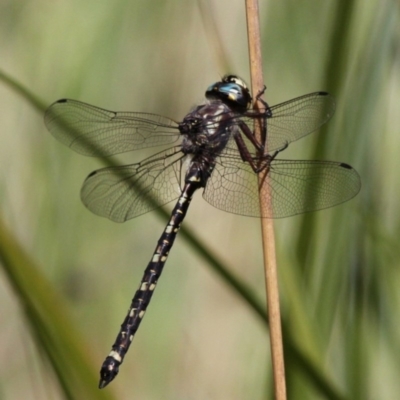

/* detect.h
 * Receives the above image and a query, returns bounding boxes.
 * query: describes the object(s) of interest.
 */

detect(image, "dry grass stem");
[245,1,287,399]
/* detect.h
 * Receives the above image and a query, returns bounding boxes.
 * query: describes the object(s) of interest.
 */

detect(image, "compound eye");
[205,78,252,113]
[222,75,248,90]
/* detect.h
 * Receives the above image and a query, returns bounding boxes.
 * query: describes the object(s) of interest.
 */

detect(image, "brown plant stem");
[245,1,287,399]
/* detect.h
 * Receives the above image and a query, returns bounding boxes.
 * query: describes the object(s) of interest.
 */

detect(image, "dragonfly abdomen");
[99,176,202,388]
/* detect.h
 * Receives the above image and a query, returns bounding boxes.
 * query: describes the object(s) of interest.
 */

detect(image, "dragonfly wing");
[266,92,336,153]
[81,147,184,222]
[227,92,336,155]
[263,159,361,218]
[204,153,360,218]
[203,148,262,217]
[44,99,180,156]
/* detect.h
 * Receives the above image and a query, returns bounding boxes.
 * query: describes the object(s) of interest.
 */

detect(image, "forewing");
[203,152,360,218]
[81,147,184,222]
[44,99,180,156]
[227,92,336,155]
[266,92,336,152]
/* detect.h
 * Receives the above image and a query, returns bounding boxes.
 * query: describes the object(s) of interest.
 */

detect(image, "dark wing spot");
[339,163,353,170]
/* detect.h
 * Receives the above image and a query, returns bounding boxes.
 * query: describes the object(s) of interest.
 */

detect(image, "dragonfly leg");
[234,133,271,173]
[254,85,272,116]
[237,120,265,152]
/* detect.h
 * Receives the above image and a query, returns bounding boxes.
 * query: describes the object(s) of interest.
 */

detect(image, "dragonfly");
[44,75,361,388]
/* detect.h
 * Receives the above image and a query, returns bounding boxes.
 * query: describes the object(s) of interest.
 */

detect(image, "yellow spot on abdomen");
[109,351,122,362]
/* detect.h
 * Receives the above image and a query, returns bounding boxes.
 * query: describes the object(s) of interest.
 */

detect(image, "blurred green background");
[0,0,399,399]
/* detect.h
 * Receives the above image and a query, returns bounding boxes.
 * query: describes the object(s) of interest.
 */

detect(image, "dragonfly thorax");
[180,102,235,156]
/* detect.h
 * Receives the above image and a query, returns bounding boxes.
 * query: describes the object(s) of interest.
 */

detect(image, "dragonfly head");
[206,75,252,113]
